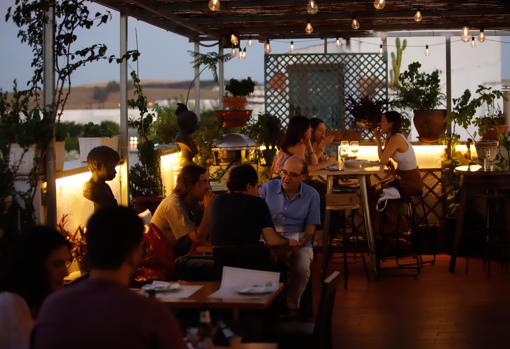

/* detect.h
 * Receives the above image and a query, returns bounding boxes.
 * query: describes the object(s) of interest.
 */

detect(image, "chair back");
[213,244,277,272]
[314,271,340,349]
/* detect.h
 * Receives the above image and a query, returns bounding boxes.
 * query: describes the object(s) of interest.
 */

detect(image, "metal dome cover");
[213,133,257,150]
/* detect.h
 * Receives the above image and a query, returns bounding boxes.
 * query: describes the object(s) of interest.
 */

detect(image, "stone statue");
[83,146,120,212]
[175,103,198,165]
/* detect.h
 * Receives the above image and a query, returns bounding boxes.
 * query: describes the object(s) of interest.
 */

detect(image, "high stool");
[322,191,370,289]
[376,194,425,277]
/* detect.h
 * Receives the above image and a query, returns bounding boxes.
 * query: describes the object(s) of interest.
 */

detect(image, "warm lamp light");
[264,39,272,54]
[231,47,237,57]
[336,37,341,48]
[247,37,253,47]
[425,44,430,56]
[471,36,476,48]
[414,8,423,22]
[306,0,319,15]
[374,0,385,10]
[208,0,220,12]
[461,26,470,42]
[230,34,239,46]
[352,18,360,30]
[305,21,313,34]
[379,44,383,55]
[290,40,295,53]
[478,29,486,43]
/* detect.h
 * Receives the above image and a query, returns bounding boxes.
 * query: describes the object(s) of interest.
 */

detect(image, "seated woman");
[271,116,337,178]
[0,226,71,349]
[310,117,336,163]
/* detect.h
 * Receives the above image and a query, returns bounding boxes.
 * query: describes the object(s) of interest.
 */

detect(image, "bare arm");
[262,227,295,247]
[189,192,215,245]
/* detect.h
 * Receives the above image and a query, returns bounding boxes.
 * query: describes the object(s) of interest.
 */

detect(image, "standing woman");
[0,226,71,349]
[374,111,422,196]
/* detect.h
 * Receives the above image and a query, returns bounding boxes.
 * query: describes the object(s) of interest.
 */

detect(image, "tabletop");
[309,164,386,177]
[454,164,510,176]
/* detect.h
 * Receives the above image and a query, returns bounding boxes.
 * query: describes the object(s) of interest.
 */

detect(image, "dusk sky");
[0,0,325,91]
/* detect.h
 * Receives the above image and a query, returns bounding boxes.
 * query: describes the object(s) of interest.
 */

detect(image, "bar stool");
[322,190,370,289]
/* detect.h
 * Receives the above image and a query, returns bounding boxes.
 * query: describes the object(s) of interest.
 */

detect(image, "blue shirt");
[259,179,321,241]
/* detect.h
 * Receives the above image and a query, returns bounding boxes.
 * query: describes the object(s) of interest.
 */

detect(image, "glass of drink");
[350,141,359,158]
[339,140,349,159]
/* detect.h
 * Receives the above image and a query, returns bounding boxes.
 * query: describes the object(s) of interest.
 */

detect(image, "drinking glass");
[339,140,349,159]
[350,141,359,158]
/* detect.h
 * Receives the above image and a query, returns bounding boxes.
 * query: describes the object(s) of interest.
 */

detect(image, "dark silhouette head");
[176,103,198,134]
[383,111,403,135]
[227,164,258,192]
[280,115,311,152]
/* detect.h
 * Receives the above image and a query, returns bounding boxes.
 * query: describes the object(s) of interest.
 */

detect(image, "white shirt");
[0,292,33,349]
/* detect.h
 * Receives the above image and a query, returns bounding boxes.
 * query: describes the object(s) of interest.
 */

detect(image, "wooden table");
[449,164,510,272]
[310,165,386,276]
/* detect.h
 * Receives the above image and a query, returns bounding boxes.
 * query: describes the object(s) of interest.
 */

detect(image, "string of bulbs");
[211,1,498,58]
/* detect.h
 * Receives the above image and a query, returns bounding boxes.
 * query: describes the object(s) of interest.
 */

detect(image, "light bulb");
[248,37,253,47]
[264,40,272,54]
[305,21,313,34]
[478,29,486,43]
[379,44,383,56]
[471,36,476,48]
[374,0,385,10]
[306,0,319,15]
[290,41,295,53]
[336,37,341,48]
[352,18,360,30]
[425,44,430,56]
[461,26,470,42]
[230,34,239,46]
[231,47,237,58]
[243,48,247,59]
[208,0,220,12]
[414,9,422,22]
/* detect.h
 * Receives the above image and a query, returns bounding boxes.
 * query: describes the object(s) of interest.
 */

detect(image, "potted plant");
[242,113,282,167]
[78,121,120,163]
[346,95,387,130]
[472,85,507,140]
[223,77,256,110]
[393,62,446,143]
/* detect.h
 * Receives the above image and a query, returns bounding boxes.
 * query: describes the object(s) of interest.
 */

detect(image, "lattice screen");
[264,53,387,139]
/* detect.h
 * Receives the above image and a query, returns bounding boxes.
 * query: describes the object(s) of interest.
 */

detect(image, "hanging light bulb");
[373,0,385,10]
[264,39,272,54]
[336,37,341,48]
[248,37,253,47]
[471,36,476,48]
[379,44,384,56]
[425,44,430,56]
[305,21,313,34]
[414,8,422,22]
[231,46,237,58]
[352,18,360,30]
[478,29,486,43]
[243,48,247,59]
[306,0,319,15]
[208,0,220,12]
[230,34,239,46]
[461,26,470,42]
[290,41,295,53]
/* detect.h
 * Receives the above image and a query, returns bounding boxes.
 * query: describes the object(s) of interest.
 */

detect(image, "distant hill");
[64,79,219,109]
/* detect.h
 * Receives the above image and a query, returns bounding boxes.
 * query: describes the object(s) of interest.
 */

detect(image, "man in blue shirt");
[260,155,320,311]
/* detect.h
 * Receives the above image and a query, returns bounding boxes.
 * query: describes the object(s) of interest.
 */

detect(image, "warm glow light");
[478,29,486,43]
[231,47,237,57]
[242,48,247,59]
[379,44,383,55]
[306,0,319,15]
[374,0,385,10]
[160,151,182,196]
[264,39,272,54]
[336,37,341,48]
[461,26,470,42]
[425,44,430,56]
[414,8,422,22]
[248,37,253,47]
[208,0,220,11]
[230,33,239,46]
[305,21,313,34]
[352,18,360,30]
[290,40,295,53]
[471,36,476,48]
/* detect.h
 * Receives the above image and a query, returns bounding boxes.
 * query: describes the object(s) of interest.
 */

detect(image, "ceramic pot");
[413,109,447,143]
[222,96,247,110]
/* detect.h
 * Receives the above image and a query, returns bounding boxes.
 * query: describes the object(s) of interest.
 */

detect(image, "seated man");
[151,164,214,279]
[260,155,320,311]
[83,146,119,211]
[32,206,187,349]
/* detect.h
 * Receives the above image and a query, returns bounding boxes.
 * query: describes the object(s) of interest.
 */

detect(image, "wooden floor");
[320,254,510,349]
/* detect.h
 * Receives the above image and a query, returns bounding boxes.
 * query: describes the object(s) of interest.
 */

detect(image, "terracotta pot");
[222,96,247,110]
[214,110,252,128]
[413,109,447,143]
[482,124,509,140]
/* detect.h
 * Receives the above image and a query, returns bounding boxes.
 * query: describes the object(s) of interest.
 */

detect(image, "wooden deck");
[320,254,510,349]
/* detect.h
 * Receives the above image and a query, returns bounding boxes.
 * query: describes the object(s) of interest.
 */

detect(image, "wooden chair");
[269,271,340,349]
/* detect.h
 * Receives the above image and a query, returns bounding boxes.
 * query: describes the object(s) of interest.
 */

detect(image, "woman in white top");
[375,111,422,196]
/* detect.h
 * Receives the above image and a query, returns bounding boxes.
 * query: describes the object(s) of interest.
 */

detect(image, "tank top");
[391,133,417,171]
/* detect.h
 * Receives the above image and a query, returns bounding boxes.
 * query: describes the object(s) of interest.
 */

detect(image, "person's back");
[32,278,185,349]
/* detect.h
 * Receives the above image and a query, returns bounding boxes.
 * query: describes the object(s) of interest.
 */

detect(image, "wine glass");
[339,140,349,159]
[350,141,359,158]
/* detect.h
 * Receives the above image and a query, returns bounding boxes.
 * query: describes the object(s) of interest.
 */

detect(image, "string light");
[379,44,384,56]
[305,21,314,34]
[352,18,360,30]
[290,40,295,53]
[264,39,272,54]
[374,0,385,10]
[231,46,237,58]
[414,8,423,22]
[306,0,319,15]
[336,37,341,48]
[230,34,239,46]
[471,36,476,48]
[461,26,470,42]
[247,37,253,47]
[239,48,246,59]
[425,44,430,56]
[208,0,220,12]
[478,29,486,43]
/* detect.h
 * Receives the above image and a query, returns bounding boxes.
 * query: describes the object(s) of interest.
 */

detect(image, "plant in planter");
[472,85,507,141]
[393,62,446,143]
[150,104,179,144]
[346,95,387,130]
[224,77,255,110]
[192,109,223,167]
[242,113,282,167]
